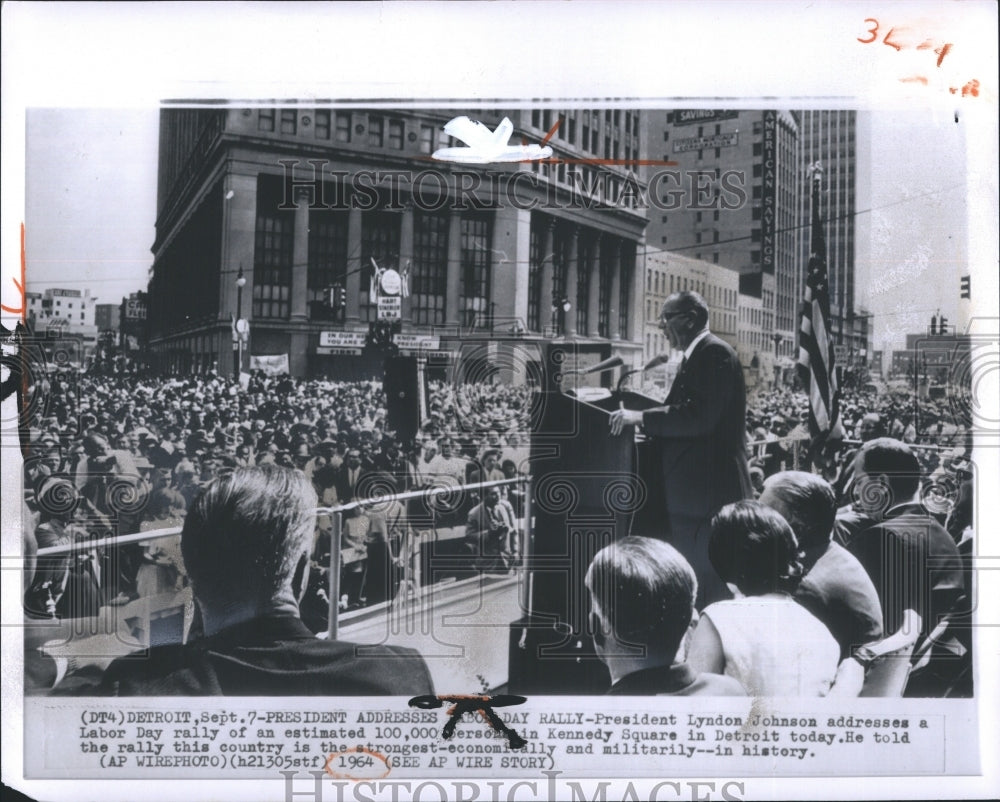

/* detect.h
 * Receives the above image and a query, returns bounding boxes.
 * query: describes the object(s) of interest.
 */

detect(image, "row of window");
[257,110,445,155]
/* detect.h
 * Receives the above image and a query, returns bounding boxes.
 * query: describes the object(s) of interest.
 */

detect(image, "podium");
[508,343,667,694]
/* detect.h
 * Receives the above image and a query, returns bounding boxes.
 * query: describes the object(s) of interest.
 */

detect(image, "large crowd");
[21,366,974,697]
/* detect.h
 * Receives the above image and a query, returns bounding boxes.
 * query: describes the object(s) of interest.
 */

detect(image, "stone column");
[290,186,310,321]
[565,225,579,336]
[399,205,414,326]
[446,210,462,327]
[588,234,603,338]
[539,220,555,334]
[345,207,362,323]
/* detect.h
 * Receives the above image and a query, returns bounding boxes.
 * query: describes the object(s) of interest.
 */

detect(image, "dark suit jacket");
[642,333,752,521]
[848,503,965,640]
[640,333,752,603]
[606,662,746,696]
[82,615,434,696]
[795,541,884,659]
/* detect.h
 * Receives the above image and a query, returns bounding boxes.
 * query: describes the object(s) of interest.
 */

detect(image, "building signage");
[392,334,440,351]
[377,295,401,321]
[319,331,368,348]
[316,346,363,356]
[673,132,739,153]
[50,288,81,298]
[125,298,147,320]
[669,110,739,126]
[760,110,777,275]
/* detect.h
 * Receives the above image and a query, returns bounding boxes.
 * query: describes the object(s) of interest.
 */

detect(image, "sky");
[21,107,971,354]
[24,108,159,306]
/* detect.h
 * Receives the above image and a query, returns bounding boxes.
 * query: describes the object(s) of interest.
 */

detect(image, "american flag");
[797,163,844,448]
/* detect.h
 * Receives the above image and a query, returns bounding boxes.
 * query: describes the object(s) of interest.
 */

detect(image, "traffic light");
[960,275,971,299]
[938,315,948,335]
[327,283,347,308]
[930,315,937,335]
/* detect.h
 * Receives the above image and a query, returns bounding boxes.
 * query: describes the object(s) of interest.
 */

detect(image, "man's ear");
[291,552,310,602]
[589,611,606,648]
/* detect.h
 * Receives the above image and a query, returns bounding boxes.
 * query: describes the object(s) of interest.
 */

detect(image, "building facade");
[796,110,861,354]
[147,107,647,380]
[642,109,799,364]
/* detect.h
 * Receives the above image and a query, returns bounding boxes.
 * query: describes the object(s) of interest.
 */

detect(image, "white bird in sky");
[432,116,553,164]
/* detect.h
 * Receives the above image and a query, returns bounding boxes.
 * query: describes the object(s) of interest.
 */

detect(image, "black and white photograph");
[2,3,998,801]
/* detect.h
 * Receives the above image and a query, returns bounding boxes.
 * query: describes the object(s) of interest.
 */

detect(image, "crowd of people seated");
[21,365,974,698]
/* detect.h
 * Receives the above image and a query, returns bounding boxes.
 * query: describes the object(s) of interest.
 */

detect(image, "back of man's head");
[759,470,836,551]
[585,537,696,660]
[856,437,922,507]
[181,465,317,614]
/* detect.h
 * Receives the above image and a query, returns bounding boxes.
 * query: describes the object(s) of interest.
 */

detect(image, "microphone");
[568,355,624,376]
[642,353,671,371]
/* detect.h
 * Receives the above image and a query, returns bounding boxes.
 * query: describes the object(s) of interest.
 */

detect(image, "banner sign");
[319,331,368,348]
[673,132,739,153]
[392,334,440,351]
[761,110,777,275]
[249,353,289,375]
[378,295,401,321]
[668,109,739,126]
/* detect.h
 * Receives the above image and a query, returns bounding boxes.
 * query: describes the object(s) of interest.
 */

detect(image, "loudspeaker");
[383,356,420,444]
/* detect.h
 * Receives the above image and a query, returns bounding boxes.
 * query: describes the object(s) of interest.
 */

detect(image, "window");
[419,124,434,154]
[619,245,633,339]
[314,110,330,139]
[280,110,297,135]
[335,113,352,143]
[360,211,401,322]
[528,221,542,331]
[568,116,576,144]
[388,119,404,150]
[258,109,275,132]
[753,142,762,156]
[597,238,614,338]
[368,115,383,147]
[307,208,348,320]
[253,176,294,319]
[411,211,449,325]
[460,214,493,329]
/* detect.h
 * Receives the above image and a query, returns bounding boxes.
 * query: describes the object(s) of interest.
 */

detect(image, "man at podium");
[609,291,753,605]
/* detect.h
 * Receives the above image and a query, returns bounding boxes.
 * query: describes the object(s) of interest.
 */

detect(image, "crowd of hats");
[24,369,535,491]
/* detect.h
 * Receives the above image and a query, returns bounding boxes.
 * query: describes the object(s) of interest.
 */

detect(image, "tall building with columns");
[147,107,646,378]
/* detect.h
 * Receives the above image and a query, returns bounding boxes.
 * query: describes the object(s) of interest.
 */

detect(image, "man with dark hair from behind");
[584,536,745,696]
[759,471,883,660]
[848,438,964,643]
[63,465,434,695]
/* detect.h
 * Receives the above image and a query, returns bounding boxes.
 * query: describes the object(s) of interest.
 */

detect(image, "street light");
[234,265,246,379]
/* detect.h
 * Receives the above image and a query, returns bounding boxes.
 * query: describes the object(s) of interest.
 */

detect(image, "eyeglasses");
[658,311,687,326]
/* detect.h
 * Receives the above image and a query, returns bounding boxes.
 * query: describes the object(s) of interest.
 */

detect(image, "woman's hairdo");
[708,500,804,596]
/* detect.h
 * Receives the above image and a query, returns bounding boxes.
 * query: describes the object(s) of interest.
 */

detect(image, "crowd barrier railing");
[34,475,534,642]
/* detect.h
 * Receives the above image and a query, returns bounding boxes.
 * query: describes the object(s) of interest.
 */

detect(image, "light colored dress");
[701,593,840,696]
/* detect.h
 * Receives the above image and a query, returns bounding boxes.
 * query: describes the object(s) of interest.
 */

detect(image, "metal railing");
[34,475,534,640]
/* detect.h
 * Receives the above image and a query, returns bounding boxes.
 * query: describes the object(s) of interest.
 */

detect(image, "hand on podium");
[609,407,644,436]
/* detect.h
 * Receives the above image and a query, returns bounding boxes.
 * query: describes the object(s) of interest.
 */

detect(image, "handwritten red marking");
[540,117,562,146]
[935,43,952,67]
[858,18,879,44]
[0,223,27,318]
[324,747,391,781]
[900,76,929,85]
[882,27,903,51]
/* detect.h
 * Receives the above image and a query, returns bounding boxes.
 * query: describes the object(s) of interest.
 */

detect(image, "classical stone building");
[147,107,647,380]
